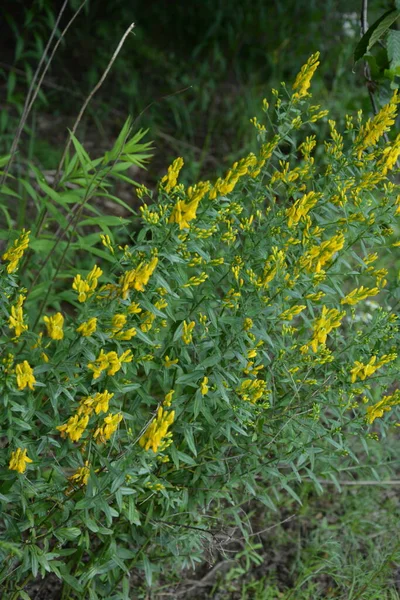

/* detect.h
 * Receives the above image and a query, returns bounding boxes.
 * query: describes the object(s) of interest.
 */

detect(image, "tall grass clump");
[1,52,400,598]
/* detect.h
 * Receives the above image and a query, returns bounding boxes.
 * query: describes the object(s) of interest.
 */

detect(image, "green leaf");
[68,131,93,171]
[18,592,31,600]
[0,154,11,168]
[142,554,153,587]
[127,496,141,525]
[78,216,130,227]
[183,426,197,456]
[55,527,81,541]
[354,9,400,63]
[107,116,132,162]
[387,29,400,69]
[281,482,302,505]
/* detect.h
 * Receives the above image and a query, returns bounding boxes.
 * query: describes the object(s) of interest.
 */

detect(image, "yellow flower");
[209,154,257,199]
[182,320,195,344]
[78,390,114,416]
[113,327,137,341]
[56,414,89,442]
[350,354,396,383]
[69,461,90,486]
[243,318,253,331]
[76,317,97,337]
[9,294,28,337]
[9,448,33,474]
[100,234,114,254]
[300,232,345,273]
[160,157,184,193]
[292,52,320,99]
[94,413,123,444]
[43,312,64,340]
[341,286,379,306]
[236,378,269,404]
[286,192,321,228]
[118,256,158,298]
[140,311,156,332]
[164,355,178,368]
[72,265,102,302]
[259,247,286,288]
[163,390,175,407]
[139,406,175,453]
[15,360,36,390]
[354,91,400,158]
[377,133,400,174]
[169,182,210,229]
[87,349,132,380]
[280,305,306,321]
[200,376,209,396]
[2,229,30,273]
[111,314,127,333]
[128,301,142,314]
[310,306,344,352]
[365,390,400,424]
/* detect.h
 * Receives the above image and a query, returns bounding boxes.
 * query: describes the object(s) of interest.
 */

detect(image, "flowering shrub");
[1,53,400,597]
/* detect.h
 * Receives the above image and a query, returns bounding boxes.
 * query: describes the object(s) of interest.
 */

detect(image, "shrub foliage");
[1,53,400,598]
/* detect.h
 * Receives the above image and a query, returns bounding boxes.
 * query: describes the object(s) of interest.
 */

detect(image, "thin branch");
[25,1,88,117]
[0,0,69,186]
[316,479,400,486]
[55,22,135,181]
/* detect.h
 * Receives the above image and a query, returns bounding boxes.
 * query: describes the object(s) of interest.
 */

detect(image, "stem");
[0,0,70,186]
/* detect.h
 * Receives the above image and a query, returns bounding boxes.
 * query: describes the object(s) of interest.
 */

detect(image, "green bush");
[1,53,400,598]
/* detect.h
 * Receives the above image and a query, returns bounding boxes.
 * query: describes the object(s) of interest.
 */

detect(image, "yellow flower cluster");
[110,314,137,340]
[9,294,28,337]
[182,320,195,344]
[160,157,184,193]
[8,447,33,474]
[76,317,97,337]
[183,272,208,287]
[57,387,121,444]
[354,91,400,158]
[139,406,175,453]
[100,234,114,254]
[292,51,320,99]
[300,232,345,273]
[236,378,269,404]
[15,360,36,390]
[341,286,379,306]
[259,247,286,288]
[365,390,400,425]
[350,354,396,383]
[69,461,90,486]
[2,229,30,273]
[286,191,321,228]
[164,355,178,368]
[280,305,306,321]
[325,120,344,159]
[169,181,210,229]
[87,349,133,380]
[200,376,209,395]
[77,390,114,416]
[118,256,158,299]
[94,413,123,444]
[209,154,257,200]
[43,312,64,340]
[310,306,345,352]
[72,265,102,302]
[377,133,400,175]
[57,413,89,442]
